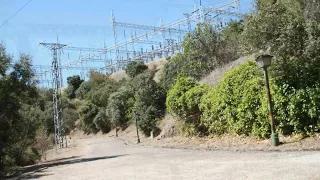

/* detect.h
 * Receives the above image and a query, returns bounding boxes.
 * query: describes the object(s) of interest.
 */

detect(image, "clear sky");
[0,0,253,86]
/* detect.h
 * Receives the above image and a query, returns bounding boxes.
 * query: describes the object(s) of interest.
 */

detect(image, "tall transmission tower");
[39,41,67,149]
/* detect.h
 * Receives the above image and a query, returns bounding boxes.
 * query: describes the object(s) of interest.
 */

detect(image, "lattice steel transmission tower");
[39,41,67,148]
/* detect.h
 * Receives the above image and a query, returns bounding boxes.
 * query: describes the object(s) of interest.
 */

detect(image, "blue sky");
[0,0,253,86]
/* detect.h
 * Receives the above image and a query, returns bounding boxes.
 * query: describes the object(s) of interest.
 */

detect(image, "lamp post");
[133,109,140,144]
[255,55,280,146]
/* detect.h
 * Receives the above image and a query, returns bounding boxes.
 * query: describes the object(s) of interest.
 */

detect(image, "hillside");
[200,56,249,86]
[110,58,167,82]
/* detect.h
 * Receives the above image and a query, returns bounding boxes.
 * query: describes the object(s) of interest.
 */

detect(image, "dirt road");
[16,137,320,180]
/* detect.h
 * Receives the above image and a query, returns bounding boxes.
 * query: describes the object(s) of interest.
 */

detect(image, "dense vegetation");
[166,0,320,138]
[0,45,54,174]
[1,0,320,175]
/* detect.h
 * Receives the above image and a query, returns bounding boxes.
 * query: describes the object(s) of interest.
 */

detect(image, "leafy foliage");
[66,75,84,99]
[166,77,209,136]
[200,61,270,138]
[160,22,241,91]
[106,86,134,129]
[62,108,78,134]
[132,72,166,136]
[93,108,112,133]
[0,44,40,173]
[89,80,119,107]
[125,61,148,78]
[273,84,320,135]
[75,81,93,99]
[241,2,320,89]
[77,101,99,133]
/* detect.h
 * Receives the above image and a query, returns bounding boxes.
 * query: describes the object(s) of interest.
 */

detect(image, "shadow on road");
[7,154,128,179]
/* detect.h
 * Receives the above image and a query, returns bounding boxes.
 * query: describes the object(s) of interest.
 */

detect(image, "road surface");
[17,137,320,180]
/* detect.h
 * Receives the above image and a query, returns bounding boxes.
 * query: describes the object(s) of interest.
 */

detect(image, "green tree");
[125,61,148,78]
[77,101,99,134]
[93,108,112,133]
[89,80,119,107]
[132,72,166,136]
[66,75,84,99]
[0,44,39,173]
[75,81,93,99]
[160,23,240,91]
[62,108,78,134]
[106,86,134,132]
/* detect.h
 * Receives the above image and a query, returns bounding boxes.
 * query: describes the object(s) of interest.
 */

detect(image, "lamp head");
[255,54,273,68]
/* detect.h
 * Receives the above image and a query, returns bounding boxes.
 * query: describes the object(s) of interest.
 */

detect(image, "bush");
[125,61,148,78]
[132,72,166,136]
[62,108,78,134]
[106,86,134,129]
[166,77,197,118]
[160,23,240,91]
[160,54,188,91]
[66,75,84,99]
[77,101,99,133]
[75,81,93,99]
[166,77,209,136]
[89,80,119,107]
[273,85,320,135]
[200,60,270,138]
[93,108,112,133]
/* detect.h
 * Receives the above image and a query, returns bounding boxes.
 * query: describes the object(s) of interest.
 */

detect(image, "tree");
[77,101,99,134]
[88,70,109,86]
[132,72,166,136]
[93,108,112,133]
[160,23,240,91]
[75,81,93,99]
[106,86,134,133]
[89,80,119,107]
[66,75,84,99]
[0,44,39,173]
[125,61,148,78]
[62,108,78,134]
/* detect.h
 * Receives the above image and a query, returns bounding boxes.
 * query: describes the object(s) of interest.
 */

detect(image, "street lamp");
[255,54,280,146]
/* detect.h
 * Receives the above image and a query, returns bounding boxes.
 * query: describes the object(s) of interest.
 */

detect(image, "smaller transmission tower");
[39,41,67,149]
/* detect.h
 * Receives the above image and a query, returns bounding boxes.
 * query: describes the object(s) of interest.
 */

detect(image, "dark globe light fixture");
[255,54,280,146]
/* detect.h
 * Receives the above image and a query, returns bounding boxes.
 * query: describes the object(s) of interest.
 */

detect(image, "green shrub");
[166,77,210,136]
[132,72,166,136]
[62,108,78,134]
[200,60,270,138]
[66,75,84,99]
[106,86,134,129]
[160,23,241,91]
[166,77,196,117]
[89,80,119,107]
[75,81,93,99]
[93,108,112,133]
[77,101,99,133]
[273,85,320,135]
[125,61,148,78]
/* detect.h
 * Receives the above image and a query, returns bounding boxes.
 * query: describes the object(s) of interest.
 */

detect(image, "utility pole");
[39,41,67,149]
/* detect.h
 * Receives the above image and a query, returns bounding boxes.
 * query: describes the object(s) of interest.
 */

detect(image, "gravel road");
[16,137,320,180]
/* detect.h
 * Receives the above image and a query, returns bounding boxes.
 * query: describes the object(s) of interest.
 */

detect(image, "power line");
[0,0,33,28]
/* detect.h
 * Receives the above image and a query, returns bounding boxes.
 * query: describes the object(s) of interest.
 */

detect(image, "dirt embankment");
[108,117,320,152]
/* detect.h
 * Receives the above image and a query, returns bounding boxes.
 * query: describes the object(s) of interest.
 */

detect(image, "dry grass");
[109,70,129,82]
[109,58,167,82]
[200,56,251,86]
[157,114,178,138]
[143,133,320,152]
